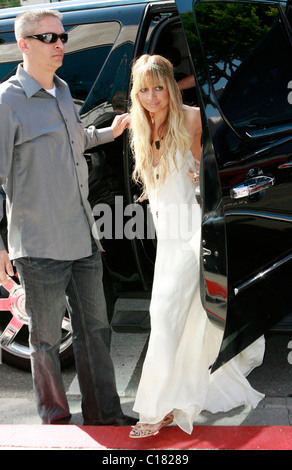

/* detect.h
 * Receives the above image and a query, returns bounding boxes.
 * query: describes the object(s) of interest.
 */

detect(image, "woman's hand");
[133,193,148,203]
[188,169,199,184]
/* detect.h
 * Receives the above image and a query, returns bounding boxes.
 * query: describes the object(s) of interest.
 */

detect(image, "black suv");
[0,0,291,371]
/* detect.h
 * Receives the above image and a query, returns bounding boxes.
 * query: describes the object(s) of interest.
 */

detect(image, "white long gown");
[133,149,265,435]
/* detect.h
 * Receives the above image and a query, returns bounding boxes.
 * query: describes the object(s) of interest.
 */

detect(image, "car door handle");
[230,175,275,199]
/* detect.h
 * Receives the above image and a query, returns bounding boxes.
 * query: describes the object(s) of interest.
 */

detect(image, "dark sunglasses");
[25,32,68,44]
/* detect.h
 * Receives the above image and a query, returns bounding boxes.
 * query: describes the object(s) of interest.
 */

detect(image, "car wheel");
[0,266,116,371]
[0,277,73,371]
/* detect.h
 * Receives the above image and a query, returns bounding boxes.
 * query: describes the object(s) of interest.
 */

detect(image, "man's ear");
[18,38,29,54]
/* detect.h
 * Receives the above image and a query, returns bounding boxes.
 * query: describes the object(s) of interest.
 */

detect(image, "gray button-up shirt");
[0,64,113,260]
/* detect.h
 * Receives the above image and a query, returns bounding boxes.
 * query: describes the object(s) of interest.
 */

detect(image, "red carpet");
[0,425,291,450]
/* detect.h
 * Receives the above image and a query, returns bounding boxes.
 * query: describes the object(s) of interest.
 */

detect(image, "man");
[0,8,135,426]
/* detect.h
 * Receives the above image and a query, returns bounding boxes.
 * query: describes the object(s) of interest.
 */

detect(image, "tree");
[181,3,279,86]
[0,0,20,8]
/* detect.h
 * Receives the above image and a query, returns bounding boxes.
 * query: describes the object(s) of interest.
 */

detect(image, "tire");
[0,263,115,371]
[0,280,74,371]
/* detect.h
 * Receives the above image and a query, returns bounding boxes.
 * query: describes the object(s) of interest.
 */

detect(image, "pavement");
[1,321,292,451]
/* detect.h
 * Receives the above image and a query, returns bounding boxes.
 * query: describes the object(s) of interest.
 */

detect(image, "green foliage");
[0,0,20,8]
[181,3,279,85]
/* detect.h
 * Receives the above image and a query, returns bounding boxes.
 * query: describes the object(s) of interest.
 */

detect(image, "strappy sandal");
[129,413,173,438]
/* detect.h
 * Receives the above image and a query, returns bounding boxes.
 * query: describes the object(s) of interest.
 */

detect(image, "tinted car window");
[59,22,120,105]
[0,30,21,82]
[0,21,120,106]
[194,2,292,138]
[80,43,130,120]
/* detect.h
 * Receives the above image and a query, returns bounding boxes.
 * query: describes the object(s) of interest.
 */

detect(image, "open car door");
[176,0,292,370]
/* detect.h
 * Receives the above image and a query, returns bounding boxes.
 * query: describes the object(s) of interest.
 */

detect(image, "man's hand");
[0,249,14,284]
[111,113,130,138]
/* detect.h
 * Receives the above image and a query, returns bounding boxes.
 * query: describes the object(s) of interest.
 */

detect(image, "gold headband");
[135,63,175,81]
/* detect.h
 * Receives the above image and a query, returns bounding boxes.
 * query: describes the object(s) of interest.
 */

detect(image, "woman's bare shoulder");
[183,104,200,118]
[183,105,202,133]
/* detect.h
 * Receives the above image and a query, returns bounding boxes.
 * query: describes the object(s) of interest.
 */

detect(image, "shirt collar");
[16,63,66,98]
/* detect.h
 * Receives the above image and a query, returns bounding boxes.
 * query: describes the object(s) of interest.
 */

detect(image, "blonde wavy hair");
[129,54,191,193]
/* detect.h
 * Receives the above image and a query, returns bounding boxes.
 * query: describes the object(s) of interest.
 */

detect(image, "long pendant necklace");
[154,136,163,150]
[152,139,163,219]
[152,136,163,170]
[154,140,161,150]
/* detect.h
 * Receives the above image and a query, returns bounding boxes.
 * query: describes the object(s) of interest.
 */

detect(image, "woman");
[129,54,264,438]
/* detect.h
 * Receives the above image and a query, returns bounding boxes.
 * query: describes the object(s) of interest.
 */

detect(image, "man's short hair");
[15,9,62,41]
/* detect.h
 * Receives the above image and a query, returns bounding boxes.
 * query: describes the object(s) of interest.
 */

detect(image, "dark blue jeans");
[15,246,123,424]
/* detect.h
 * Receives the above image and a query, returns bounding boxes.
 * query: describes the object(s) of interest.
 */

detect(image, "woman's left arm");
[187,106,202,160]
[184,106,202,183]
